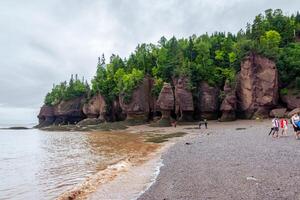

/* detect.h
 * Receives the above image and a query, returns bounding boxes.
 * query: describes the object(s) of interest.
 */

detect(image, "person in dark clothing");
[204,119,208,129]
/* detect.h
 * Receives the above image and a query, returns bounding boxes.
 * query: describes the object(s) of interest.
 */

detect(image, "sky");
[0,0,299,125]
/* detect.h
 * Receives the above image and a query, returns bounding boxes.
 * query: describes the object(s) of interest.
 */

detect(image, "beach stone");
[236,53,278,119]
[269,108,287,118]
[174,77,194,121]
[220,81,237,121]
[198,82,220,120]
[119,77,152,122]
[156,83,175,126]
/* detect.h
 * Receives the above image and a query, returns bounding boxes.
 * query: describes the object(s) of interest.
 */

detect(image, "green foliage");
[258,30,281,59]
[44,75,89,106]
[44,9,300,107]
[151,78,164,97]
[116,68,144,103]
[296,77,300,90]
[280,88,288,96]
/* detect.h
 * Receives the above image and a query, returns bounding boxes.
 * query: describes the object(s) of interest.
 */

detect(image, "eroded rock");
[237,53,278,119]
[156,83,174,126]
[119,77,152,121]
[174,77,194,121]
[198,82,220,120]
[269,108,287,118]
[83,94,106,121]
[37,105,55,127]
[220,81,237,121]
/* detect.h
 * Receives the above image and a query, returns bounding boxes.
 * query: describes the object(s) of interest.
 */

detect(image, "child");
[268,117,279,138]
[280,118,288,136]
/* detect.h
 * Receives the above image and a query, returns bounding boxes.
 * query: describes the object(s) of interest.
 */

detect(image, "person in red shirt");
[280,118,288,137]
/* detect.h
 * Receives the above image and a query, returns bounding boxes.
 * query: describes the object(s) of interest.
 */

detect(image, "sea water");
[0,126,151,200]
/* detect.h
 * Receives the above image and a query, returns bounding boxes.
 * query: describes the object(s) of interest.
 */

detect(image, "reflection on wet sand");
[57,131,159,200]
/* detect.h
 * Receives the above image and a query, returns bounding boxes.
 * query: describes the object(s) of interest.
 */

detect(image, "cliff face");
[37,53,295,127]
[237,53,278,118]
[220,81,237,121]
[54,96,86,124]
[82,94,106,120]
[37,105,55,127]
[119,77,152,121]
[174,77,194,121]
[156,83,174,124]
[198,82,220,120]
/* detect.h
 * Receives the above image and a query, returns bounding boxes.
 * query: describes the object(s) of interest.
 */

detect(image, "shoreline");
[56,124,191,200]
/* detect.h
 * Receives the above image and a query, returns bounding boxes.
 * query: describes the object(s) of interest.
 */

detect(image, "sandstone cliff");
[174,77,194,121]
[119,77,152,121]
[156,83,174,126]
[220,81,237,121]
[82,94,106,120]
[236,53,278,119]
[198,82,220,120]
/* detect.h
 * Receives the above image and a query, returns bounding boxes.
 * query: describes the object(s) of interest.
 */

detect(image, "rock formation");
[54,96,86,125]
[198,82,220,120]
[269,108,287,118]
[82,94,106,121]
[174,77,194,121]
[220,81,237,121]
[156,83,174,126]
[119,77,152,121]
[37,105,55,127]
[236,53,278,119]
[281,91,300,110]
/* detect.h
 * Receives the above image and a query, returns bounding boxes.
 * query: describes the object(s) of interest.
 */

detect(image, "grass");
[145,132,188,143]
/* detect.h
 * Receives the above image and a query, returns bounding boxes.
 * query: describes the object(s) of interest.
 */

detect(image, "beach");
[139,120,300,200]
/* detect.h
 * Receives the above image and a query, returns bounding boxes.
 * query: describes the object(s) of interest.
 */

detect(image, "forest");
[44,9,300,108]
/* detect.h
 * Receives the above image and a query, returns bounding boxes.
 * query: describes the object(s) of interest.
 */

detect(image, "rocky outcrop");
[220,81,237,121]
[156,83,174,126]
[236,53,278,119]
[82,94,106,121]
[269,108,287,118]
[54,97,86,125]
[174,77,194,121]
[37,105,55,127]
[119,77,152,121]
[198,82,220,120]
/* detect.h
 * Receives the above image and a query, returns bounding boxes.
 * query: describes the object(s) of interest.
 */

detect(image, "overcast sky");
[0,0,299,125]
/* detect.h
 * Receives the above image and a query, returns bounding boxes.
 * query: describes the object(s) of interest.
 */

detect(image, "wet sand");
[57,125,190,200]
[139,120,300,200]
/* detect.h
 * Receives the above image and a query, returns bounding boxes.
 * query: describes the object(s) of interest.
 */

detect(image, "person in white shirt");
[268,117,279,138]
[291,114,300,140]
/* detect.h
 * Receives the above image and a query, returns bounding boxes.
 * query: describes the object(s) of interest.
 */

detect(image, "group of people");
[269,113,300,139]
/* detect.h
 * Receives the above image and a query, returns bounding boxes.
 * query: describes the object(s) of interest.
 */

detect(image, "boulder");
[236,53,278,119]
[119,77,152,121]
[54,96,86,125]
[37,105,55,127]
[174,77,194,121]
[288,108,300,118]
[281,91,300,110]
[198,82,220,120]
[156,83,174,126]
[269,108,287,118]
[83,94,106,121]
[220,81,237,121]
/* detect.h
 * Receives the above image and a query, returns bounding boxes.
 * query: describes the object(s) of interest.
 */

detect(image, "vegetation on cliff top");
[44,9,300,106]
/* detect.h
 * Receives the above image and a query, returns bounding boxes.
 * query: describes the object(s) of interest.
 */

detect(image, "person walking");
[204,119,208,129]
[268,117,279,138]
[291,113,300,140]
[280,118,288,137]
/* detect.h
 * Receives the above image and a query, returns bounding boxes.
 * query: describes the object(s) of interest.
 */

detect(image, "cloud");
[0,0,299,123]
